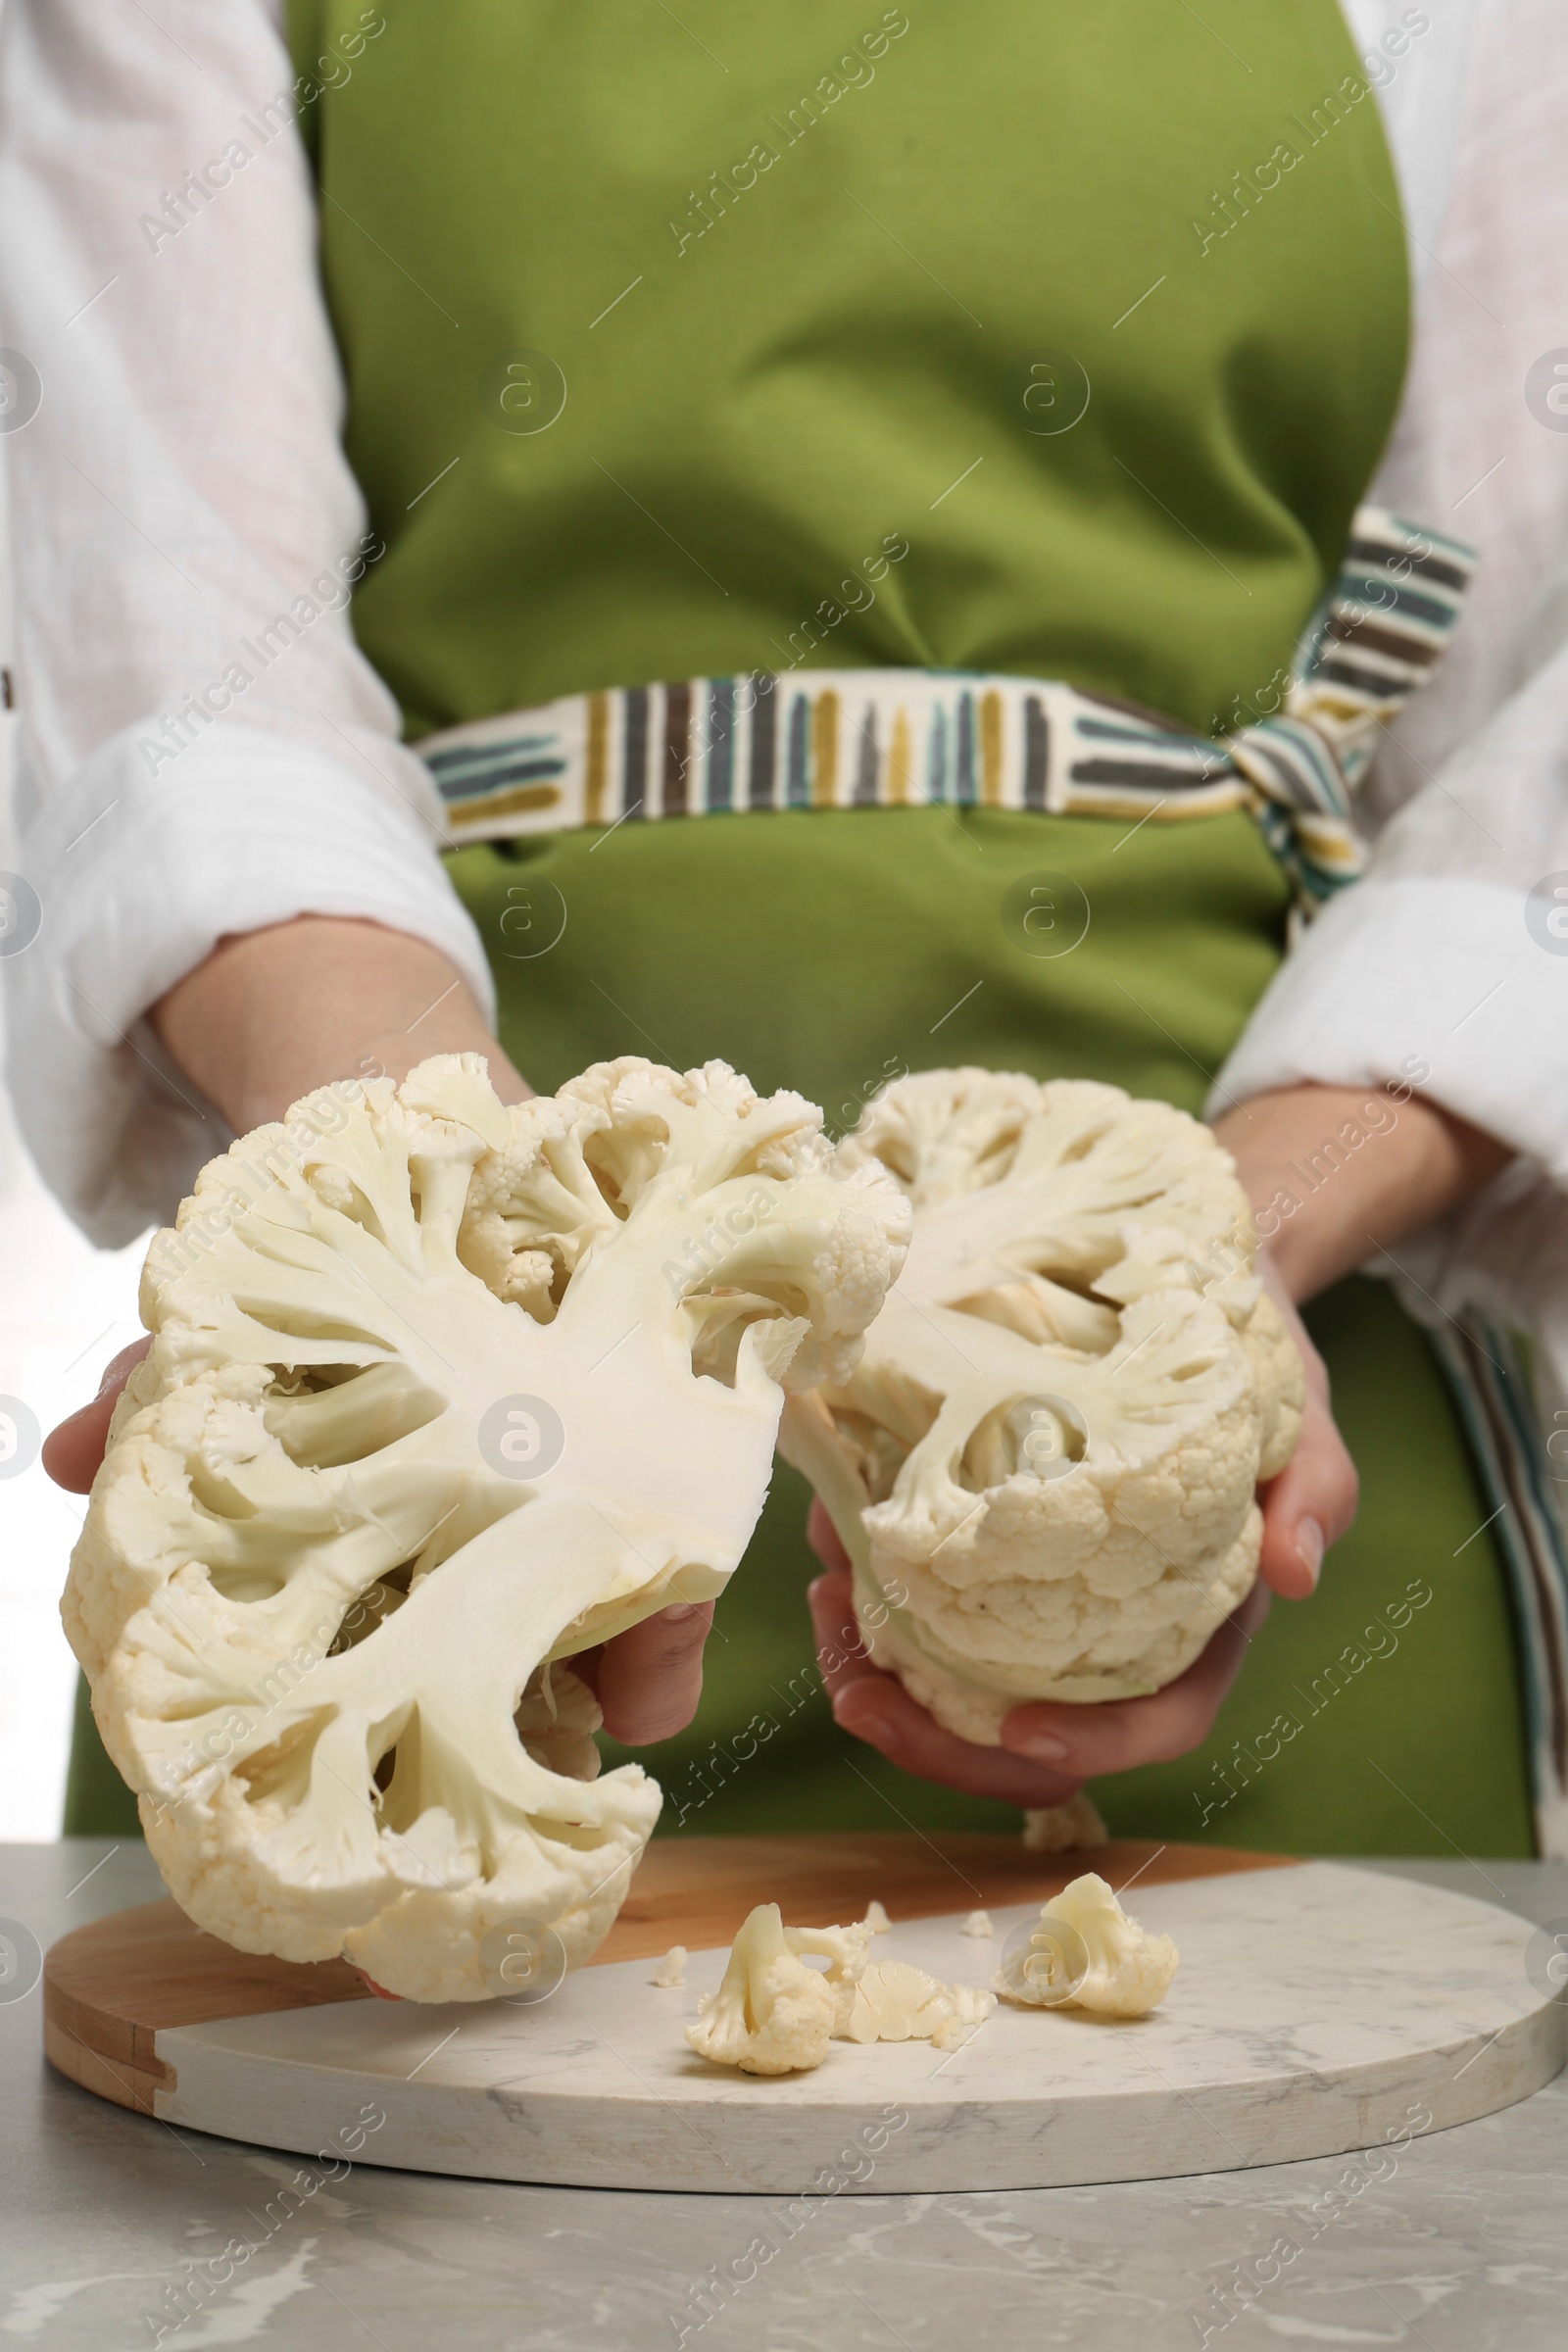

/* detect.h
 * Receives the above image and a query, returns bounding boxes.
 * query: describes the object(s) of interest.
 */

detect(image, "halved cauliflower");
[779,1070,1302,1740]
[686,1903,871,2074]
[63,1054,908,2000]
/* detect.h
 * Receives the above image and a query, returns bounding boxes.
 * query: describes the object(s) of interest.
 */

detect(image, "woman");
[8,0,1566,1859]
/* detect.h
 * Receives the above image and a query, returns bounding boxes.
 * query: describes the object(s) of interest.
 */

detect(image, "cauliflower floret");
[996,1872,1179,2018]
[64,1055,907,2002]
[652,1945,687,1988]
[780,1069,1303,1739]
[686,1904,871,2075]
[837,1960,996,2050]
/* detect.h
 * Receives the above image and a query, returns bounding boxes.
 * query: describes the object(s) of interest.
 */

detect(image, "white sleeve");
[1217,0,1568,1171]
[0,0,493,1247]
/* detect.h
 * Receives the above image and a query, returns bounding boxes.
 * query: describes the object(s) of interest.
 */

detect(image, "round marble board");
[43,1835,1564,2193]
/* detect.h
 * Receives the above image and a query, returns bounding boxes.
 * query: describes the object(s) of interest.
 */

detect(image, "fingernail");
[661,1603,703,1625]
[844,1706,899,1750]
[1009,1730,1070,1764]
[1296,1517,1325,1589]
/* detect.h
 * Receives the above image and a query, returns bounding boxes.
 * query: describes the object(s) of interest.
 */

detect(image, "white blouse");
[3,0,1567,1391]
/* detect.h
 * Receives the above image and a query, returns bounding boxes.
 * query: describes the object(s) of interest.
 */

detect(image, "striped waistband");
[417,506,1474,911]
[422,670,1248,831]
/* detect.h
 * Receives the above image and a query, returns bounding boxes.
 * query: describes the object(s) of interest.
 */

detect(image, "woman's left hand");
[809,1078,1511,1801]
[805,1291,1356,1800]
[807,1501,1271,1806]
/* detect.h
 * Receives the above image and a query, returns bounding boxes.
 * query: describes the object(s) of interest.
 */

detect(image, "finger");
[354,1970,403,2001]
[806,1565,883,1697]
[1258,1385,1358,1600]
[808,1571,1088,1805]
[594,1601,715,1745]
[1001,1578,1272,1777]
[41,1338,152,1494]
[807,1496,852,1576]
[564,1643,602,1697]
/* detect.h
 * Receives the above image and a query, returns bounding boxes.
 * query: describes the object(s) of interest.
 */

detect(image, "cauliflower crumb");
[862,1899,893,1934]
[961,1910,994,1938]
[1021,1794,1109,1853]
[652,1945,687,1987]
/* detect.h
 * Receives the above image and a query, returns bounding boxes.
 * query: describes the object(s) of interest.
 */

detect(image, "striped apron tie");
[418,506,1473,917]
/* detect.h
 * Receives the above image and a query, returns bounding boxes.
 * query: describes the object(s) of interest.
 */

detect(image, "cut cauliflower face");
[837,1960,996,2050]
[996,1872,1179,2019]
[63,1055,908,2002]
[780,1070,1302,1739]
[686,1904,871,2075]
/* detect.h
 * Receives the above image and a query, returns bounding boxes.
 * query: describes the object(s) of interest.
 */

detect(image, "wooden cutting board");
[43,1836,1565,2193]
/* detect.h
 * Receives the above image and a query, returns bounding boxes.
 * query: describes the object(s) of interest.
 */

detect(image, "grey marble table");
[3,1841,1565,2352]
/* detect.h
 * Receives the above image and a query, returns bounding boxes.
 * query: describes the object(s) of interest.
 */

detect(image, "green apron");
[62,1,1535,1852]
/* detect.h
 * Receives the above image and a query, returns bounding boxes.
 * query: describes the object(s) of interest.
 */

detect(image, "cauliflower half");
[779,1069,1302,1739]
[64,1054,908,2000]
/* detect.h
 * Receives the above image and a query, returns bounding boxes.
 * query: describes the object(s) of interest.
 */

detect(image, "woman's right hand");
[45,915,717,1748]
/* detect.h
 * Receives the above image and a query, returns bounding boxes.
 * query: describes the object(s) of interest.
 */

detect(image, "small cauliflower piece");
[652,1945,687,1988]
[686,1904,870,2075]
[961,1910,994,1938]
[997,1872,1178,2019]
[862,1898,892,1934]
[838,1960,996,2049]
[64,1054,908,2002]
[780,1070,1303,1740]
[1021,1794,1109,1853]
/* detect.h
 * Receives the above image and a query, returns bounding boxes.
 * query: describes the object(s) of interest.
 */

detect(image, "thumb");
[41,1338,152,1494]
